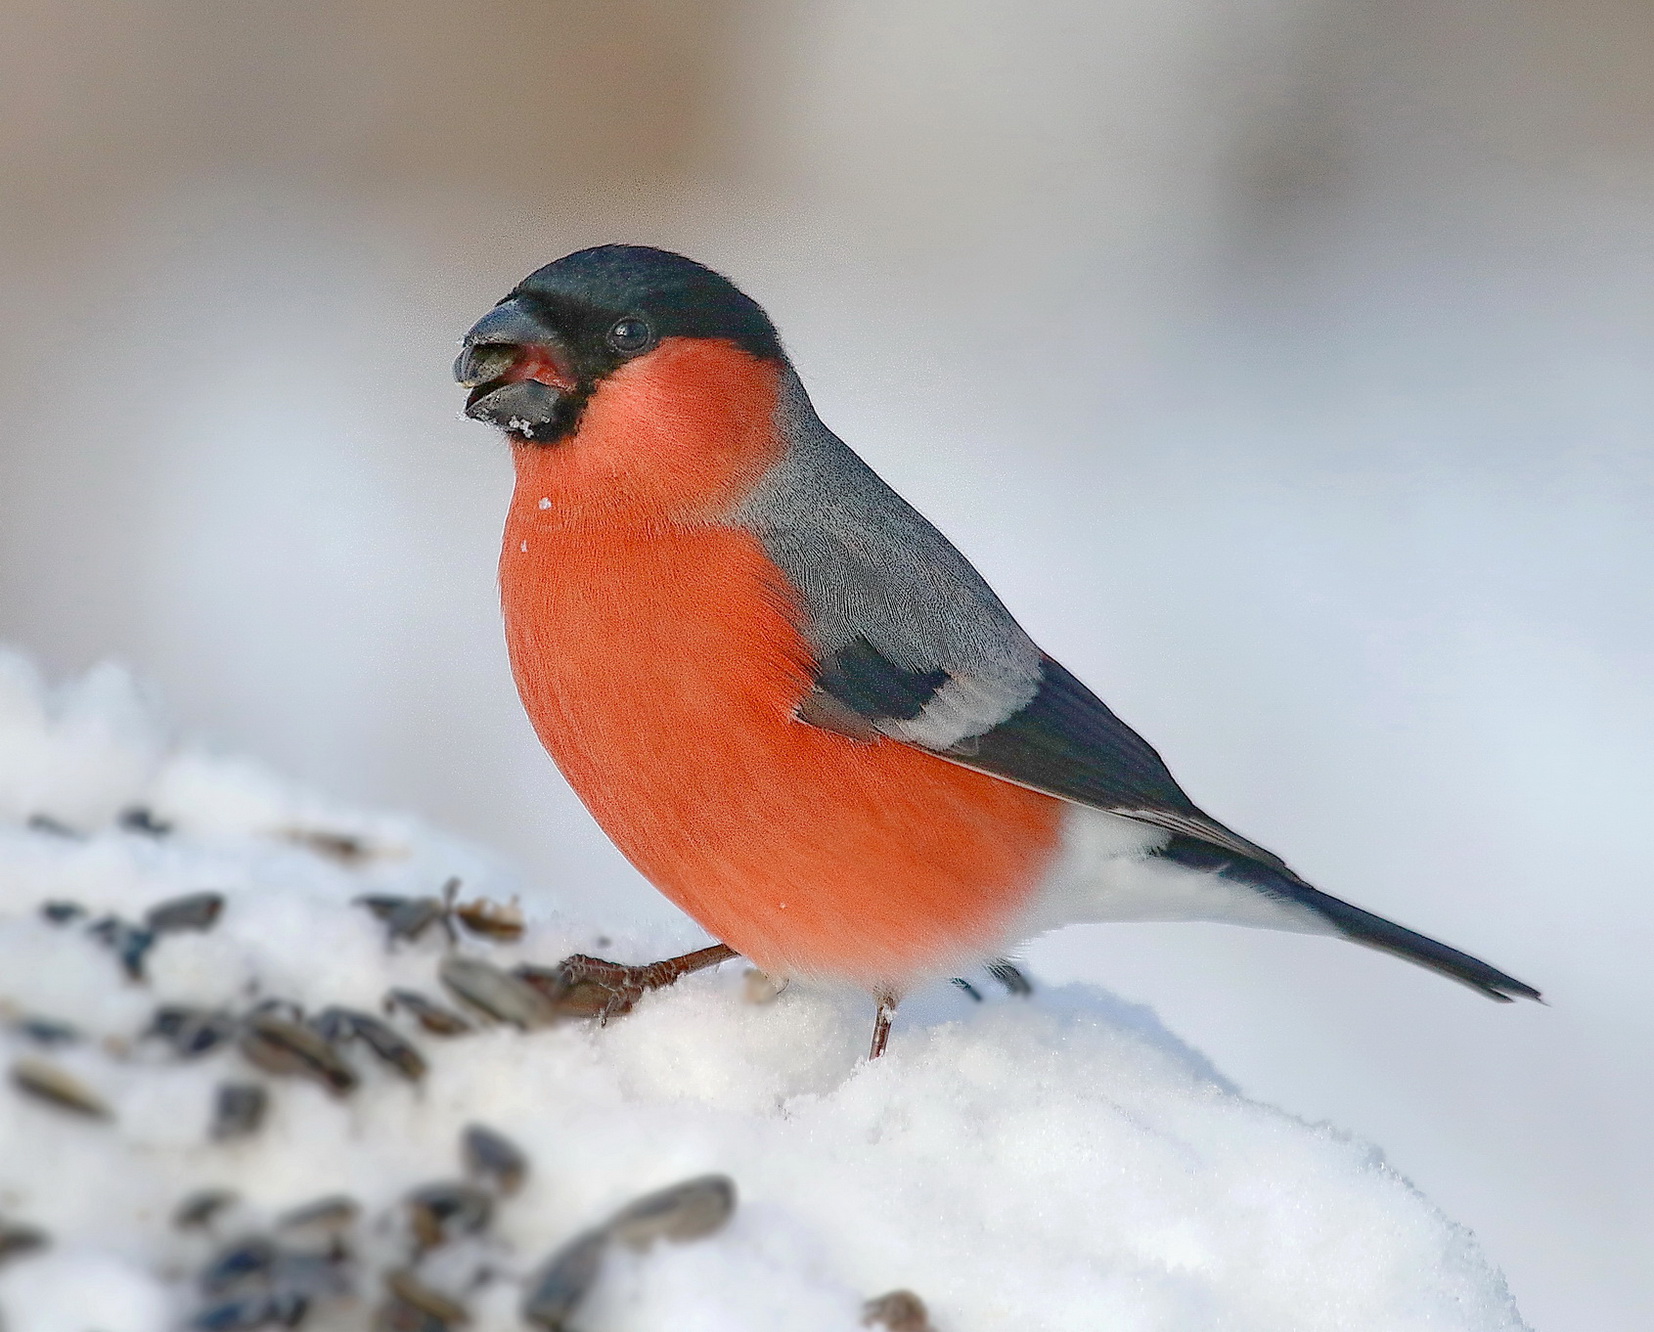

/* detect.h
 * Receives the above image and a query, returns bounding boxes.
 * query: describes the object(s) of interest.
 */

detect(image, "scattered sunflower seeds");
[9,1056,112,1119]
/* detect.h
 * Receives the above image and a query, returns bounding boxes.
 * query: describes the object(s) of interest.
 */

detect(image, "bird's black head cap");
[457,245,785,443]
[513,245,784,362]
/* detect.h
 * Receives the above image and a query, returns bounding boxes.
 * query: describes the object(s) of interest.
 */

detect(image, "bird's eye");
[607,317,653,354]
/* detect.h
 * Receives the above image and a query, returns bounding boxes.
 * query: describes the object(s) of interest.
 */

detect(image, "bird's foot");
[516,943,737,1022]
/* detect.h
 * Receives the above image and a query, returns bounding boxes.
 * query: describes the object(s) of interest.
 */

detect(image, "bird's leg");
[520,943,737,1022]
[868,991,899,1060]
[986,959,1033,997]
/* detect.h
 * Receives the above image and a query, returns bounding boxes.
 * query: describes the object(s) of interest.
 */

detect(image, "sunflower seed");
[285,828,373,865]
[384,990,472,1036]
[10,1056,112,1119]
[88,914,155,980]
[0,1218,49,1267]
[862,1289,933,1331]
[384,1269,469,1325]
[39,899,86,924]
[146,891,225,934]
[190,1291,308,1331]
[355,894,445,942]
[453,896,523,942]
[312,1007,426,1082]
[240,1015,357,1095]
[460,1124,528,1196]
[520,1229,608,1330]
[200,1236,279,1295]
[211,1082,269,1141]
[151,1005,240,1057]
[27,814,80,838]
[276,1195,359,1236]
[174,1189,240,1231]
[404,1182,493,1251]
[14,1015,81,1046]
[606,1175,736,1249]
[439,956,553,1029]
[118,806,173,836]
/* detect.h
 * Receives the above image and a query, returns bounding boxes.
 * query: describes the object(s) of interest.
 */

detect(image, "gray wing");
[737,370,1283,869]
[735,373,1541,1003]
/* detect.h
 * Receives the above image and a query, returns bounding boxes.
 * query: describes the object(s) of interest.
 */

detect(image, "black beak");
[455,299,569,440]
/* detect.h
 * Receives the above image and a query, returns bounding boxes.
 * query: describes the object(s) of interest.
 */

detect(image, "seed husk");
[190,1291,307,1331]
[211,1082,269,1141]
[199,1235,279,1295]
[9,1056,112,1119]
[240,1014,357,1095]
[520,1228,608,1331]
[453,896,523,942]
[460,1123,528,1196]
[439,955,554,1029]
[385,989,472,1036]
[118,805,173,836]
[150,1005,240,1057]
[605,1174,736,1249]
[317,1007,427,1082]
[384,1268,470,1325]
[862,1290,933,1331]
[146,891,225,934]
[88,914,155,981]
[0,1218,49,1267]
[174,1189,240,1231]
[276,1194,360,1236]
[404,1181,493,1251]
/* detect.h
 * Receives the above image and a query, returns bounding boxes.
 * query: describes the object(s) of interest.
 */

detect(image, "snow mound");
[0,649,1526,1331]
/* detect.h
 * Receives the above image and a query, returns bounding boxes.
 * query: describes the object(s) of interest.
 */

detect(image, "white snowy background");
[1,2,1650,1327]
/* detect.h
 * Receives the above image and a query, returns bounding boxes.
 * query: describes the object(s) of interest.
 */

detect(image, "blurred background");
[1,1,1649,1325]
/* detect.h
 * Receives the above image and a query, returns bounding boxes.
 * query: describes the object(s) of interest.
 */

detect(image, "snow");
[0,648,1527,1331]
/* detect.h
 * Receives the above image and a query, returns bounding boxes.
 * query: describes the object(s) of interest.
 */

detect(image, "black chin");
[464,379,566,441]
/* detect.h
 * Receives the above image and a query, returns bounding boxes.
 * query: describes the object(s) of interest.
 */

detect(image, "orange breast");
[498,340,1063,988]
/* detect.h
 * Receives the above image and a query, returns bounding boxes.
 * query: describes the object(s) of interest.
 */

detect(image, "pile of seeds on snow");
[0,811,934,1332]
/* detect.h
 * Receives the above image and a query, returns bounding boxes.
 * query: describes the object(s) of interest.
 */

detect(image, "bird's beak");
[455,299,575,440]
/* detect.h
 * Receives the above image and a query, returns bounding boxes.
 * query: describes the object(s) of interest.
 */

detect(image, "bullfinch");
[454,245,1538,1058]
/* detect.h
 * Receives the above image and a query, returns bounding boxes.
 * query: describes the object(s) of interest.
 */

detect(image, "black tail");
[1156,835,1541,1003]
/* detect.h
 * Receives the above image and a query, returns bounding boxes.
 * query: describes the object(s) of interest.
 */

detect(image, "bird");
[454,244,1539,1058]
